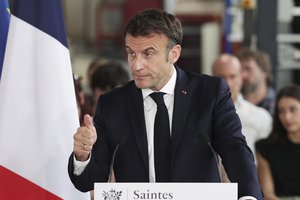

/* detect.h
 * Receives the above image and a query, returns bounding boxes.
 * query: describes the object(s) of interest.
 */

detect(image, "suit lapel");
[125,83,149,173]
[124,69,193,174]
[171,67,193,166]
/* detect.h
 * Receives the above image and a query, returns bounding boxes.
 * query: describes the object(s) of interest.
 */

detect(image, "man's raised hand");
[73,114,97,161]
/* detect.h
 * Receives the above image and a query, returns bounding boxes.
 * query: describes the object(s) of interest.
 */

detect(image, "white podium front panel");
[94,182,237,200]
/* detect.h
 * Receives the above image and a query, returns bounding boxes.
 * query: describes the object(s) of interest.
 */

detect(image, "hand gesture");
[73,114,97,161]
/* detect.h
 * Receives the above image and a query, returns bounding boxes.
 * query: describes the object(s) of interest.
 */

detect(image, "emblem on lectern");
[102,189,122,200]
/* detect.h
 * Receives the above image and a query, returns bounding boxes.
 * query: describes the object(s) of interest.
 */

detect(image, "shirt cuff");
[73,154,91,176]
[239,196,257,200]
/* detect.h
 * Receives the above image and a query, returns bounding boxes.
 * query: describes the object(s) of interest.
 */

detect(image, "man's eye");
[127,51,135,57]
[145,51,154,57]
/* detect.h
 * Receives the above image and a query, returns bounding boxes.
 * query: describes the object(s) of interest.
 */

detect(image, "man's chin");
[242,84,257,94]
[134,81,150,89]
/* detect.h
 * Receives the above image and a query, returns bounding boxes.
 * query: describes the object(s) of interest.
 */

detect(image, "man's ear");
[168,45,181,64]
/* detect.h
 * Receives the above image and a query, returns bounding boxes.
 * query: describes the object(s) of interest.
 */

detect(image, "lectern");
[94,182,237,200]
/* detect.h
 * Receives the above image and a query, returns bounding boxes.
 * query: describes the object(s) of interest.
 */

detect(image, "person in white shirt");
[213,54,272,158]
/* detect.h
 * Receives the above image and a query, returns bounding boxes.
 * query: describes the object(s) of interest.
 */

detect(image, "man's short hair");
[123,8,183,49]
[236,48,273,85]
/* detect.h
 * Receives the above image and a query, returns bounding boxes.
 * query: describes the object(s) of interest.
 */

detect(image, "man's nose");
[132,55,143,71]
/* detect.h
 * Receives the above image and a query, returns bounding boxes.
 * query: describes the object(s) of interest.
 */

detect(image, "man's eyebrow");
[144,47,156,51]
[125,46,157,52]
[125,45,132,50]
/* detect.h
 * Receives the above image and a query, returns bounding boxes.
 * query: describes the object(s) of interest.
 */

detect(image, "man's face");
[125,33,180,91]
[240,58,266,94]
[213,58,242,101]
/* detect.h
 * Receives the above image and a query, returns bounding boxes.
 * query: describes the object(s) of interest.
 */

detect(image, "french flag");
[0,0,88,199]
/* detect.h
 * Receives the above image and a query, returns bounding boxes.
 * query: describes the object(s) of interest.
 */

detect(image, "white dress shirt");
[235,94,272,162]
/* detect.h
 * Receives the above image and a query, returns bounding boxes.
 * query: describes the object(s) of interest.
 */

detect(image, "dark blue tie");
[150,92,171,182]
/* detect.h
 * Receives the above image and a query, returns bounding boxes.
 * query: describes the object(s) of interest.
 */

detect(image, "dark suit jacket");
[68,67,263,199]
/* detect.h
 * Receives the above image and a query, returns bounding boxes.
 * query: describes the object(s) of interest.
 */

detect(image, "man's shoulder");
[183,69,218,80]
[180,68,223,86]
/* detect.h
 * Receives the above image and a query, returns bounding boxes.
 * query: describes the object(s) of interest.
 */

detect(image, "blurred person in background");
[236,48,276,115]
[86,58,109,90]
[90,60,131,113]
[85,58,109,108]
[255,85,300,200]
[213,54,272,158]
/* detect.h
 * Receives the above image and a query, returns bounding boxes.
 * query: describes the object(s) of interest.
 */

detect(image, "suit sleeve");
[212,78,263,200]
[68,95,112,192]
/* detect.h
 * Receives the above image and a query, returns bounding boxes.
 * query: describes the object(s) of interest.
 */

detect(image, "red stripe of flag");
[0,165,62,200]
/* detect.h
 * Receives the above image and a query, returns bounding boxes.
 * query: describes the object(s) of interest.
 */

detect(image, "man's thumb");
[84,114,93,129]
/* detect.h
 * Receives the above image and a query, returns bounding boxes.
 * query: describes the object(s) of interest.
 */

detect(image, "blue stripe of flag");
[0,0,10,80]
[12,0,68,48]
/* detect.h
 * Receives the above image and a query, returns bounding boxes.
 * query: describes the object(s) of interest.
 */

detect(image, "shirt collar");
[235,93,245,107]
[142,66,177,99]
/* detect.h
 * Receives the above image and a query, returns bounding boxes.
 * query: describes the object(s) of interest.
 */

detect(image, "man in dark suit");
[68,8,263,200]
